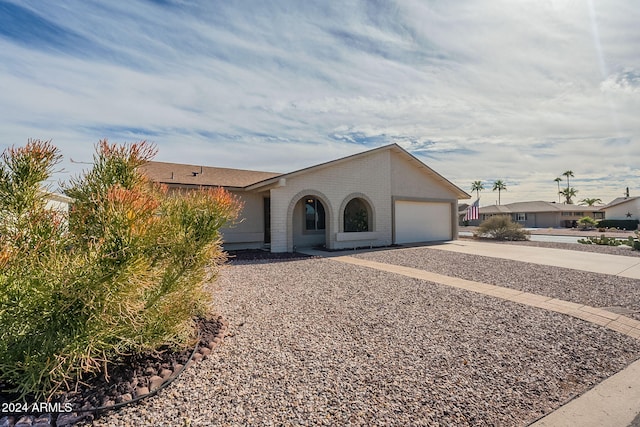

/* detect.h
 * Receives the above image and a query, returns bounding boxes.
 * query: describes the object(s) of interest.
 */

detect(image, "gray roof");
[480,201,602,214]
[481,204,512,214]
[602,196,640,210]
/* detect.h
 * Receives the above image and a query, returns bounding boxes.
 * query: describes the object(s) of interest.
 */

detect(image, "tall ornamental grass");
[0,139,241,399]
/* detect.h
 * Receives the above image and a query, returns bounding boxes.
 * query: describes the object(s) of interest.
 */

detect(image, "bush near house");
[475,215,530,241]
[0,139,241,400]
[596,219,639,230]
[626,232,640,251]
[577,216,597,230]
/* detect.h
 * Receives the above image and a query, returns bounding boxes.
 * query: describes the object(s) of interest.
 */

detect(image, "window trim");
[343,198,371,232]
[339,193,376,233]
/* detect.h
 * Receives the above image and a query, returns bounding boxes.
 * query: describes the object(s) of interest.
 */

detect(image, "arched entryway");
[288,191,332,251]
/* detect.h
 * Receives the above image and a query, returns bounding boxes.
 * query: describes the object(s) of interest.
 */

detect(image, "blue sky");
[1,0,638,205]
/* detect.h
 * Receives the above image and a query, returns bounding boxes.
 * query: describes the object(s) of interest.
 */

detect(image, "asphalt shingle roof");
[140,162,281,188]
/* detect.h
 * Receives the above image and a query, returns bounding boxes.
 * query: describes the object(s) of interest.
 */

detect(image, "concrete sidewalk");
[431,240,640,279]
[530,357,640,427]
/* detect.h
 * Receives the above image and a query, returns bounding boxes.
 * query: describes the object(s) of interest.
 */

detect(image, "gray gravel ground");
[356,245,640,322]
[92,254,640,426]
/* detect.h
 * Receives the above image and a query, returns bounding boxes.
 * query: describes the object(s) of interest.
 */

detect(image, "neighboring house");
[600,196,640,221]
[142,143,470,252]
[43,191,72,213]
[1,191,71,230]
[468,201,604,228]
[458,203,469,225]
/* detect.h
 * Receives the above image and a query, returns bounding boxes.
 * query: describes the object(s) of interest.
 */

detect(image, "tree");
[559,187,578,204]
[554,177,562,203]
[492,180,507,205]
[471,181,484,200]
[577,216,597,229]
[579,198,602,206]
[562,170,574,190]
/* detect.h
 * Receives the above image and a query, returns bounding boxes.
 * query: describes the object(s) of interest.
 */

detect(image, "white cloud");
[0,0,638,204]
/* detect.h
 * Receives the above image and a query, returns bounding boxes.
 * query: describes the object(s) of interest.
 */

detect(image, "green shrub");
[578,235,624,246]
[0,139,241,399]
[476,215,530,241]
[596,219,639,230]
[626,232,640,251]
[577,216,597,229]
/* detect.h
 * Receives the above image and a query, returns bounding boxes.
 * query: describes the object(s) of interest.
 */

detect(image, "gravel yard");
[92,251,640,426]
[356,245,640,322]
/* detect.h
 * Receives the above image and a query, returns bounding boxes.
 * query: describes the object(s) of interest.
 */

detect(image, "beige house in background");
[142,143,469,252]
[468,201,604,228]
[43,191,72,213]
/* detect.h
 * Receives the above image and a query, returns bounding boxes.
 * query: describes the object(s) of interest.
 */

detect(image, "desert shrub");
[596,219,639,230]
[578,235,624,246]
[0,139,241,399]
[577,216,597,229]
[476,215,530,241]
[625,232,640,251]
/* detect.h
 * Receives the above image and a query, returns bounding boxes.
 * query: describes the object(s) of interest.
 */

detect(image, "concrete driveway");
[431,239,640,279]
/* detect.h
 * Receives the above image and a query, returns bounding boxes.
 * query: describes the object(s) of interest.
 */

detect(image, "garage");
[394,200,452,244]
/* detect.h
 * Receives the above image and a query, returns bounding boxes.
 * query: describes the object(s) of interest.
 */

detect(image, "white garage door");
[394,201,452,244]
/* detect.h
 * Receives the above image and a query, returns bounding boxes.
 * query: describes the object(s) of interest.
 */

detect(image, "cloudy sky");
[1,0,638,205]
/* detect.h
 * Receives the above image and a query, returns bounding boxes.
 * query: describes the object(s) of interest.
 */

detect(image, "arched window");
[344,198,370,232]
[305,198,325,231]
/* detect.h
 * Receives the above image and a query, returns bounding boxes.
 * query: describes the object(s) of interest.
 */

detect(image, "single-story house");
[142,143,469,252]
[468,201,605,228]
[600,196,640,221]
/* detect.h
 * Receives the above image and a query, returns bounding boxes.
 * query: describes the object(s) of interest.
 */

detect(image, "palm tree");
[559,187,578,204]
[578,198,602,206]
[492,180,507,205]
[554,177,562,203]
[471,181,484,200]
[562,170,574,191]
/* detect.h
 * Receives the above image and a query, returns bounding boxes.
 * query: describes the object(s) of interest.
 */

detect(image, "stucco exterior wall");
[220,190,267,249]
[45,197,69,213]
[390,155,456,200]
[270,149,393,252]
[604,199,640,221]
[265,149,463,252]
